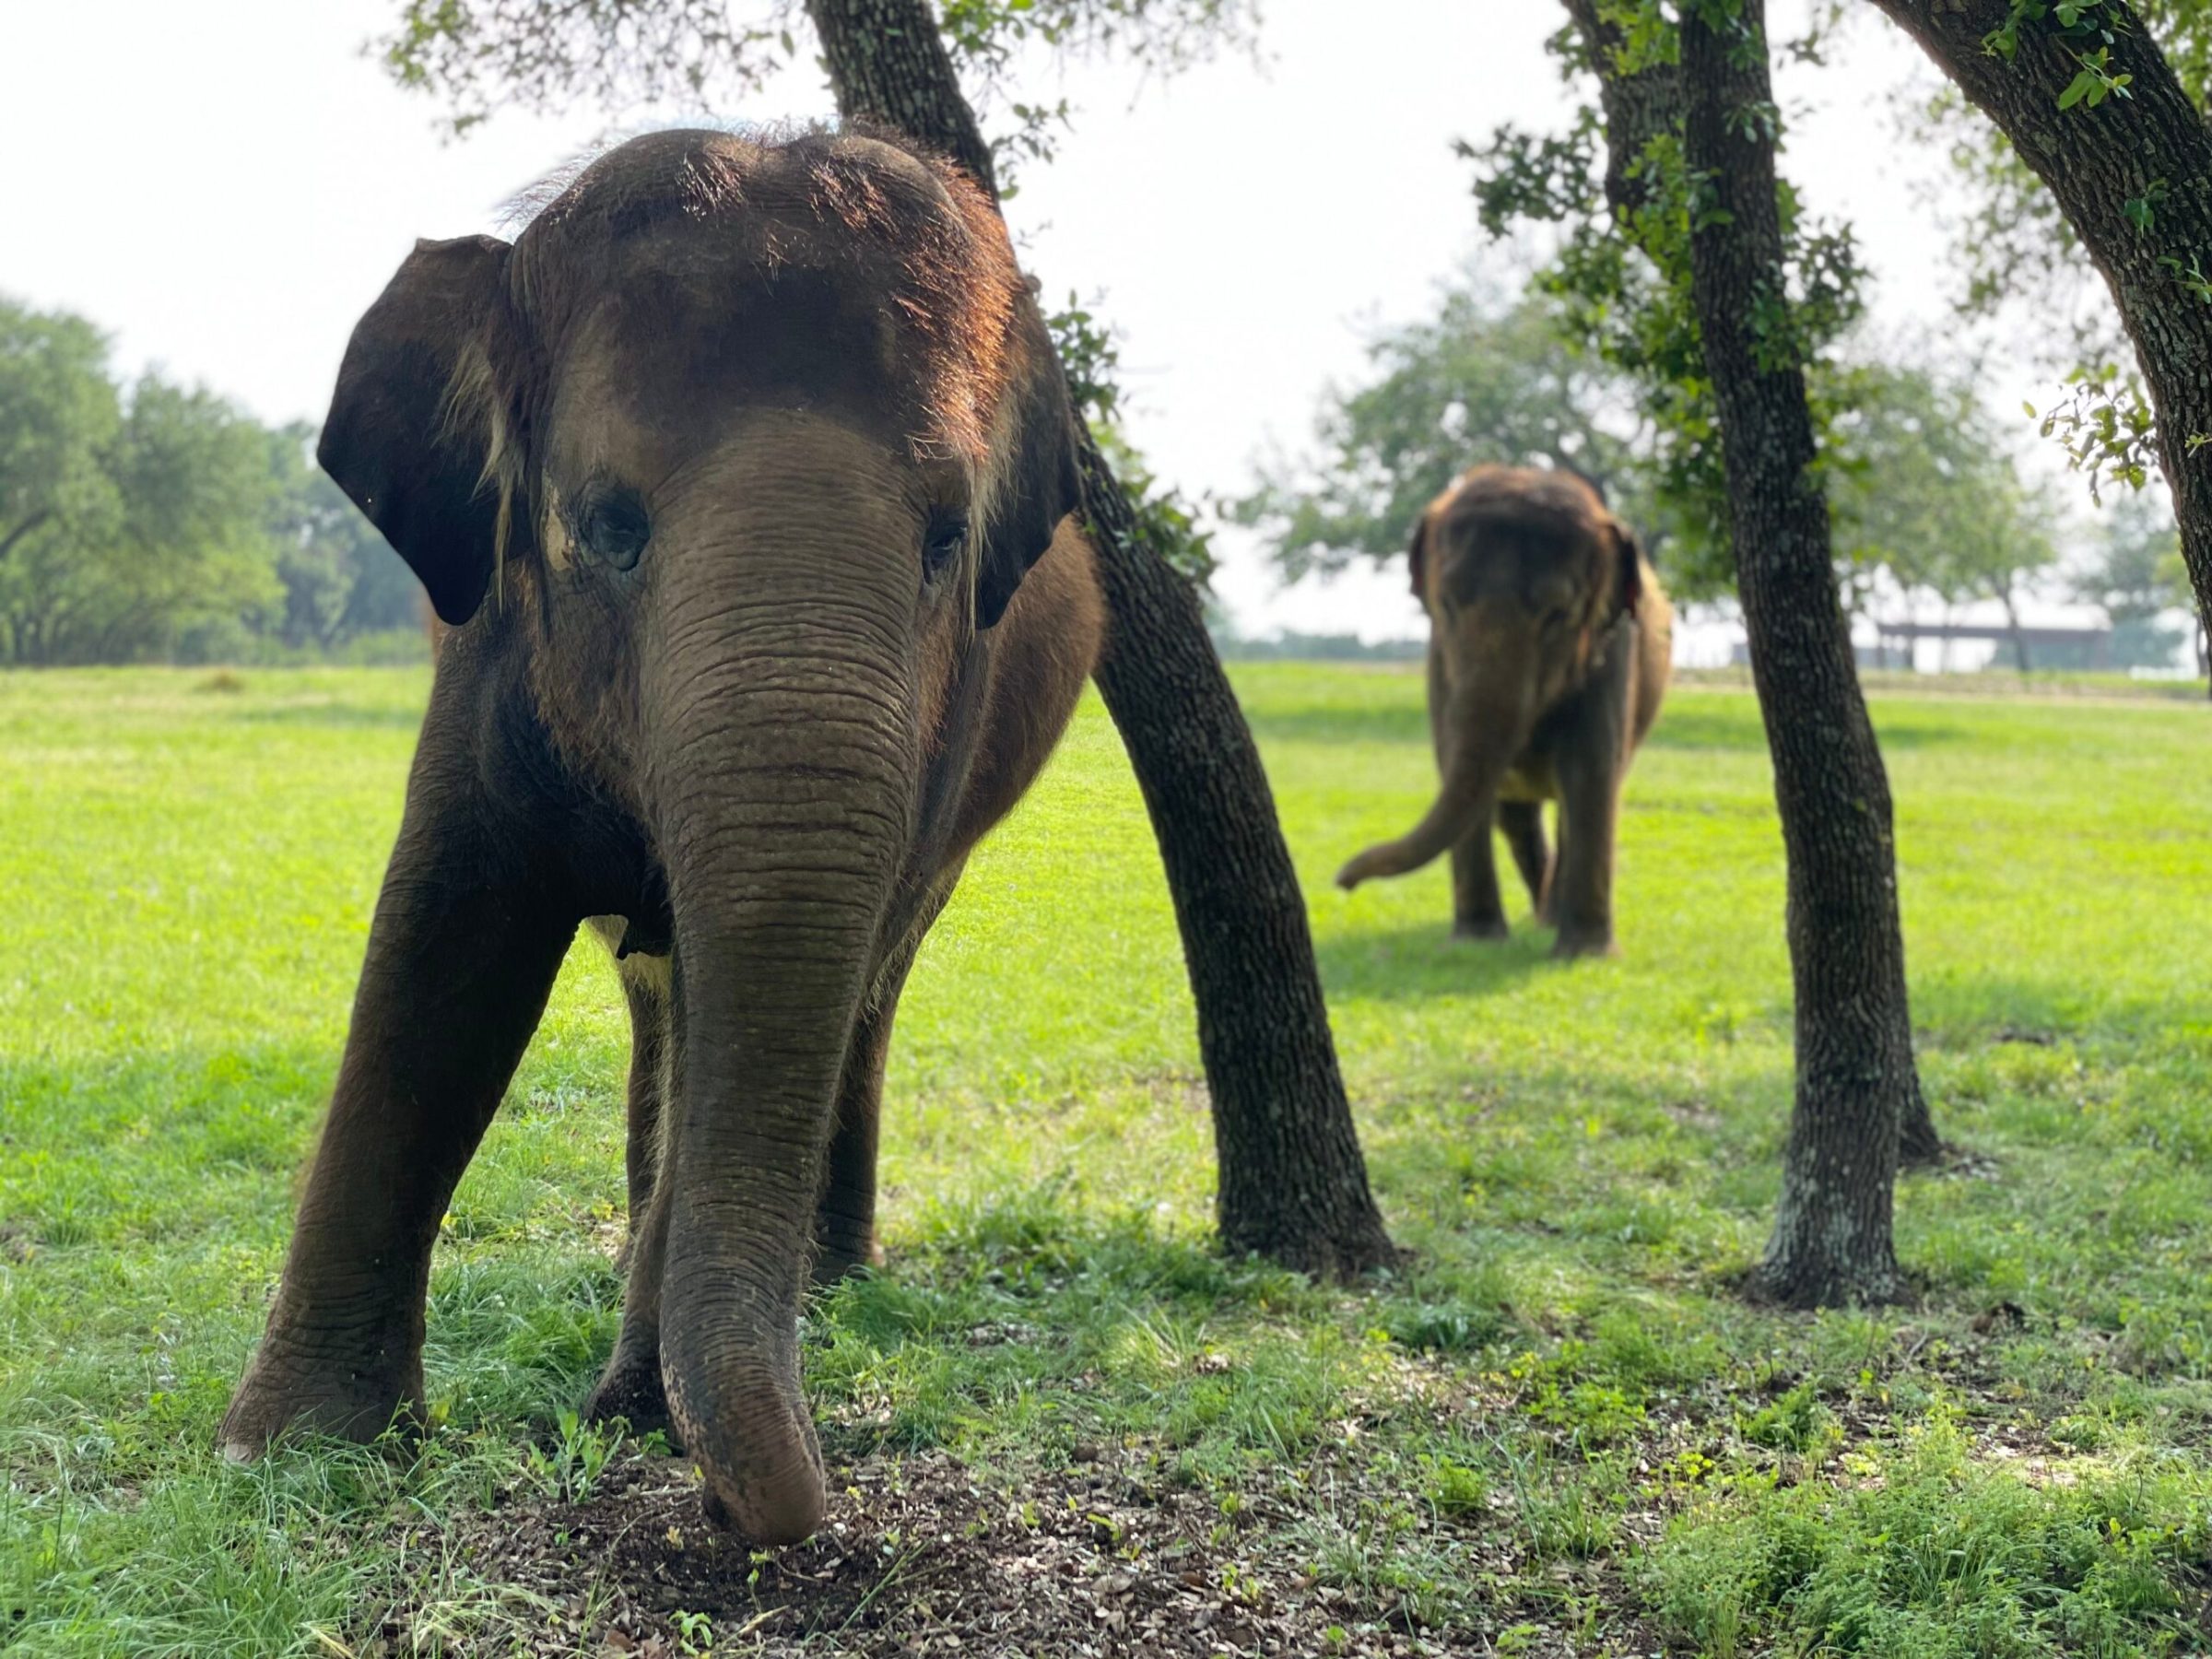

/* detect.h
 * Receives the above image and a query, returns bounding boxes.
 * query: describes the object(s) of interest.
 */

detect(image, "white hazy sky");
[1,1,2044,640]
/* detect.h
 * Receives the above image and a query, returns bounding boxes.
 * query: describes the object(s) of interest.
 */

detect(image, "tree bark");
[0,510,53,564]
[1865,0,2212,625]
[2000,586,2033,673]
[1559,0,1941,1177]
[805,0,1397,1276]
[1679,0,1916,1304]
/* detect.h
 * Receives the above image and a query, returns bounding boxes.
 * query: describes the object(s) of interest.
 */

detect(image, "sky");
[0,0,2081,643]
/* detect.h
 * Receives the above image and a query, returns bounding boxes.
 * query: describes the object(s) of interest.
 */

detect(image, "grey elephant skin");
[219,127,1106,1546]
[1337,465,1670,958]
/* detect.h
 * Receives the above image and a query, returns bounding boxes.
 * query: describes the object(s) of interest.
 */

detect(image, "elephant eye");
[576,484,652,571]
[923,512,968,583]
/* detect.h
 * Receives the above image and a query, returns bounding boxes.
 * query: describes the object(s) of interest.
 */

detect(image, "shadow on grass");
[1646,700,1975,754]
[1317,922,1559,1002]
[1912,972,2208,1049]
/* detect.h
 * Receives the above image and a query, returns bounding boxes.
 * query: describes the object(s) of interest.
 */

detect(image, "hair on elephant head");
[225,128,1104,1547]
[1339,465,1670,958]
[320,126,1081,636]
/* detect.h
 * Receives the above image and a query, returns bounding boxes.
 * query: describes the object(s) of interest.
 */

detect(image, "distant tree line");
[0,296,421,667]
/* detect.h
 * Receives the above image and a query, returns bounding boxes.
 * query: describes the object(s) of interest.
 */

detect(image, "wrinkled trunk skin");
[640,442,916,1543]
[1337,641,1535,890]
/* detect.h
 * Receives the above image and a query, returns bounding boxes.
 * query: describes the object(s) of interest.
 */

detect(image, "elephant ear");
[1406,512,1432,598]
[1609,518,1645,621]
[977,304,1083,629]
[317,235,514,627]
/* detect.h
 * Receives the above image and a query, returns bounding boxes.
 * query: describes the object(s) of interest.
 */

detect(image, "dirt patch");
[410,1446,1477,1658]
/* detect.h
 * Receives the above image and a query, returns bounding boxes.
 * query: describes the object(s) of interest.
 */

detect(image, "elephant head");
[314,129,1081,1541]
[1336,466,1641,889]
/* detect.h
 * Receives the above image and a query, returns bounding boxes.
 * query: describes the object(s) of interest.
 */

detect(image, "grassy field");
[2,663,2209,1657]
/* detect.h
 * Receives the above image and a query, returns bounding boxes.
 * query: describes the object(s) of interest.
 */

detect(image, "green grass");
[2,663,2210,1654]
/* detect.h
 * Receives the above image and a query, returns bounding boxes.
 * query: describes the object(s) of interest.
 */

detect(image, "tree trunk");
[0,510,53,564]
[804,0,1397,1276]
[1865,0,2212,626]
[2000,585,2032,674]
[1561,0,1940,1194]
[1678,0,1922,1304]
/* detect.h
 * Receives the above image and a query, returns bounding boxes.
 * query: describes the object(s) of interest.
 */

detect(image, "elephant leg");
[810,987,897,1286]
[1448,817,1510,940]
[1551,746,1627,959]
[614,957,670,1273]
[585,959,683,1443]
[219,797,572,1458]
[1500,800,1551,921]
[815,888,948,1285]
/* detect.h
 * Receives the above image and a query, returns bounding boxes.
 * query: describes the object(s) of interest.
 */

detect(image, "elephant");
[1335,465,1670,958]
[218,127,1106,1546]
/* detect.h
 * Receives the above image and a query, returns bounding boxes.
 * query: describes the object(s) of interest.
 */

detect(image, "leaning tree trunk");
[1559,0,1941,1171]
[804,0,1397,1276]
[1865,0,2212,626]
[1680,0,1915,1305]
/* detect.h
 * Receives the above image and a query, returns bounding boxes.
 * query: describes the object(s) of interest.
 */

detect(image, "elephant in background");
[1336,465,1671,958]
[219,127,1105,1545]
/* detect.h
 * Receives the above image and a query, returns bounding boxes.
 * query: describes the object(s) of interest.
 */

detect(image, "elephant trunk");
[641,441,918,1543]
[1336,646,1534,890]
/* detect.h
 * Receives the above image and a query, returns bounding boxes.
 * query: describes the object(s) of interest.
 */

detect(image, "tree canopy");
[1230,281,1655,585]
[0,297,419,665]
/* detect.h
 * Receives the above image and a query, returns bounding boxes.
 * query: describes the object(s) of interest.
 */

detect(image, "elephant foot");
[583,1345,679,1449]
[218,1335,418,1462]
[1551,929,1620,960]
[1452,916,1512,943]
[811,1229,885,1288]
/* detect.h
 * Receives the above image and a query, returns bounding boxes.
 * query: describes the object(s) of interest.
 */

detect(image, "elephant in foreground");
[219,128,1105,1544]
[1336,465,1671,957]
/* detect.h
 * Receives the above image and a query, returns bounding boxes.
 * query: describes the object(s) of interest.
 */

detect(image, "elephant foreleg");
[1551,745,1626,959]
[1499,801,1551,922]
[1447,821,1511,940]
[811,986,898,1285]
[219,792,572,1458]
[615,955,671,1271]
[586,955,683,1443]
[814,888,947,1285]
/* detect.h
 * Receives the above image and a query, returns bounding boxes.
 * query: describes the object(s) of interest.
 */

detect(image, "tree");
[380,0,1397,1276]
[1474,0,1937,1298]
[1830,360,2062,665]
[2077,488,2195,666]
[80,376,284,664]
[1468,6,1870,602]
[0,299,281,665]
[1863,0,2212,634]
[1675,0,1921,1302]
[0,300,123,651]
[265,421,421,649]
